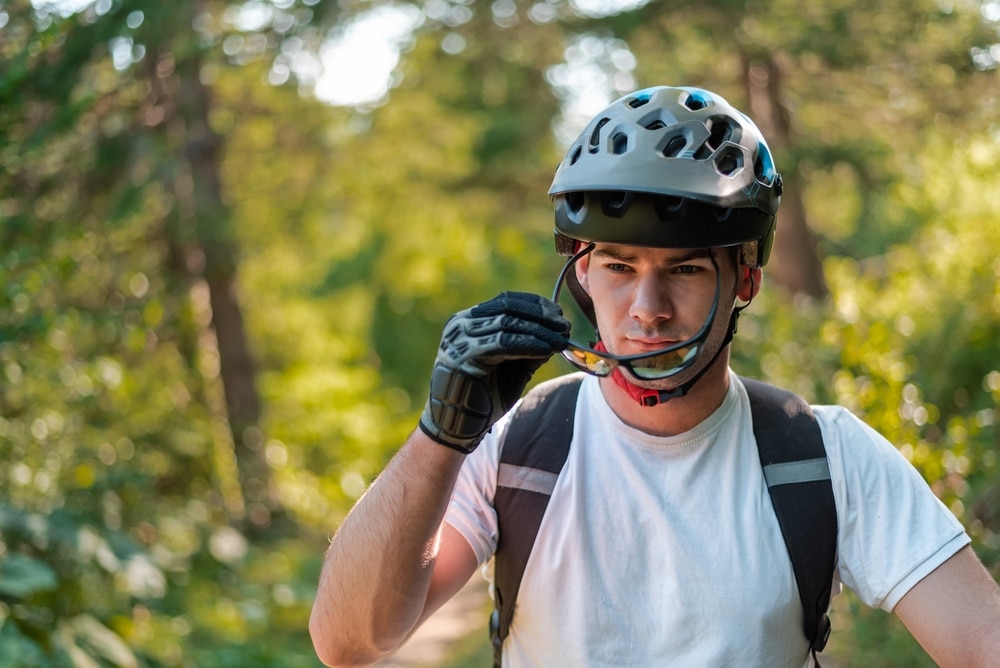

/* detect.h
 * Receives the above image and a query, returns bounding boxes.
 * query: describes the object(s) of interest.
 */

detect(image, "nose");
[628,273,673,325]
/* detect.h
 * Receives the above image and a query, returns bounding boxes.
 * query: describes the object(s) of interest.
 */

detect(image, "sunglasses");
[552,244,722,381]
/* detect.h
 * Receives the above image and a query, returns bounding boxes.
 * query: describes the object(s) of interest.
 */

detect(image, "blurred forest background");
[2,0,1000,665]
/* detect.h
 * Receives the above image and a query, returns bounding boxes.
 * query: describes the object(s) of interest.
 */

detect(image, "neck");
[598,352,732,436]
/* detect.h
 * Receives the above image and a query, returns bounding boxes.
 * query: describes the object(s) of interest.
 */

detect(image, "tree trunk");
[742,53,827,299]
[171,54,279,528]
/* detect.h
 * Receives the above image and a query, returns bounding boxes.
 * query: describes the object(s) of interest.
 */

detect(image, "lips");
[626,336,682,349]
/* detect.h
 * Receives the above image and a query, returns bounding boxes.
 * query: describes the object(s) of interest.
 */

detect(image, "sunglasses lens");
[563,347,616,376]
[627,344,700,379]
[563,342,700,380]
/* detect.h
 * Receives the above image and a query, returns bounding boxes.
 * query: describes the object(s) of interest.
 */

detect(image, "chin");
[620,373,685,392]
[633,354,722,392]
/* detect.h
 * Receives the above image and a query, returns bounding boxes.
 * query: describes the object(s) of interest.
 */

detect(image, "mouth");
[624,337,682,353]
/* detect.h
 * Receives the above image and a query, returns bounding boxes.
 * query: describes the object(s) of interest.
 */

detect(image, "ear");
[573,241,592,294]
[738,266,762,302]
[574,251,592,294]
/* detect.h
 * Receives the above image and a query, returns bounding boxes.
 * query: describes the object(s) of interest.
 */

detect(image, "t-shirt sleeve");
[443,412,510,567]
[818,406,971,611]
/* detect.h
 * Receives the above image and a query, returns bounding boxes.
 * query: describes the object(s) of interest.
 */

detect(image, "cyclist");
[309,86,1000,667]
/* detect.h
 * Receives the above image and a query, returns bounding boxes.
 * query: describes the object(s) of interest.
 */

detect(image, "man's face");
[576,244,759,387]
[575,244,728,360]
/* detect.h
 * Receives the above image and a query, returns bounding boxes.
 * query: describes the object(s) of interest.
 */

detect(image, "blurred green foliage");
[732,132,1000,663]
[1,0,999,666]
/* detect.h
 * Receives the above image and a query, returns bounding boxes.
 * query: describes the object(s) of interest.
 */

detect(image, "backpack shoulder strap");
[490,372,584,666]
[741,376,838,657]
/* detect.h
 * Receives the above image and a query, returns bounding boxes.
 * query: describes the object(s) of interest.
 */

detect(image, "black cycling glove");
[419,291,570,453]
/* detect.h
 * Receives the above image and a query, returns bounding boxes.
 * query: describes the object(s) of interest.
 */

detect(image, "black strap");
[491,375,837,666]
[742,377,838,660]
[490,373,584,667]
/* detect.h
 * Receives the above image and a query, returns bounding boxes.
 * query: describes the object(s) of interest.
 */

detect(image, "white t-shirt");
[444,372,970,667]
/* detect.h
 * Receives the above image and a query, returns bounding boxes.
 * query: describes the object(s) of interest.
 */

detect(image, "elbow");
[311,647,378,668]
[310,632,378,667]
[309,607,402,668]
[309,617,374,668]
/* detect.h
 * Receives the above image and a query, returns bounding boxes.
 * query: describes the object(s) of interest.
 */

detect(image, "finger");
[474,333,561,367]
[461,314,568,349]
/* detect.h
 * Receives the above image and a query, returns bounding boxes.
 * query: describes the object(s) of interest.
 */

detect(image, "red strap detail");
[593,341,662,406]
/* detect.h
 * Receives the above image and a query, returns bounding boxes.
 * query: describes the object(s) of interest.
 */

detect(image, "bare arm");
[309,292,569,667]
[308,429,478,667]
[894,545,1000,667]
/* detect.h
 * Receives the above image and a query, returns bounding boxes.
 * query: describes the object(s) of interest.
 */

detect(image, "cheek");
[587,280,630,334]
[582,271,620,307]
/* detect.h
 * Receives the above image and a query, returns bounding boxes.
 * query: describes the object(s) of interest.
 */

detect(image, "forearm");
[929,589,1000,668]
[309,430,466,667]
[309,291,567,666]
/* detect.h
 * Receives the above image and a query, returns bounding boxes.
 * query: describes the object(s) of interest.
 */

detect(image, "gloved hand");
[419,291,570,453]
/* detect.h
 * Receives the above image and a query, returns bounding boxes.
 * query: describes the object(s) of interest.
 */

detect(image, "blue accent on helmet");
[756,142,776,183]
[679,87,717,110]
[626,88,656,104]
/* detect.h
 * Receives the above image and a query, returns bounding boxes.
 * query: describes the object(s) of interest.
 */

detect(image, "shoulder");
[730,374,895,462]
[812,402,970,607]
[520,372,587,404]
[807,404,928,494]
[508,373,589,428]
[810,404,903,466]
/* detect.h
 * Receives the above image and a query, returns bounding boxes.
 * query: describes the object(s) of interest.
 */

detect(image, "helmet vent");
[706,118,734,150]
[653,195,685,220]
[600,191,633,218]
[754,154,772,183]
[715,148,743,176]
[682,90,713,111]
[661,135,687,158]
[612,132,629,155]
[568,145,583,166]
[627,95,651,109]
[753,142,776,184]
[714,207,734,222]
[589,118,610,153]
[566,191,585,213]
[644,119,666,130]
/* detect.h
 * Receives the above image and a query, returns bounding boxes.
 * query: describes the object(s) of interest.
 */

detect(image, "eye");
[672,256,714,274]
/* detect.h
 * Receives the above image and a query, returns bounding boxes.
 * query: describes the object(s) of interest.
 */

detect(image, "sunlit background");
[3,0,1000,665]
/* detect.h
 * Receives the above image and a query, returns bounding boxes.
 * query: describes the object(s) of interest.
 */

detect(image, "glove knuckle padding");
[471,291,569,329]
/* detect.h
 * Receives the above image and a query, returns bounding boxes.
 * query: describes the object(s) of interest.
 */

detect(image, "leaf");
[55,616,138,668]
[0,554,58,598]
[0,620,48,668]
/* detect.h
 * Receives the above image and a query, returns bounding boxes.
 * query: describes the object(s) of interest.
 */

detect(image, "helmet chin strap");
[607,309,740,407]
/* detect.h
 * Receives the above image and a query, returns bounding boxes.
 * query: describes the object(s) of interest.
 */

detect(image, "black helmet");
[550,86,782,268]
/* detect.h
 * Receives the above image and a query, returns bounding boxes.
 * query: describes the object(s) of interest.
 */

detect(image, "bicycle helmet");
[548,86,783,405]
[550,86,782,267]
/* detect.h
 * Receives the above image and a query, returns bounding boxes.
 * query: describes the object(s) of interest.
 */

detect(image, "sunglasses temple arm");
[552,243,595,301]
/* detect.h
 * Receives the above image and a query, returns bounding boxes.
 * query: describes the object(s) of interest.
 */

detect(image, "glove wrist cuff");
[417,419,479,455]
[420,364,493,452]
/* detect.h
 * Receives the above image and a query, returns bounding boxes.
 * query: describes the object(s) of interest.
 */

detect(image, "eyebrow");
[592,246,712,263]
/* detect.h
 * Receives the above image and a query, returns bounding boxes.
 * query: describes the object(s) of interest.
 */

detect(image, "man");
[309,86,1000,667]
